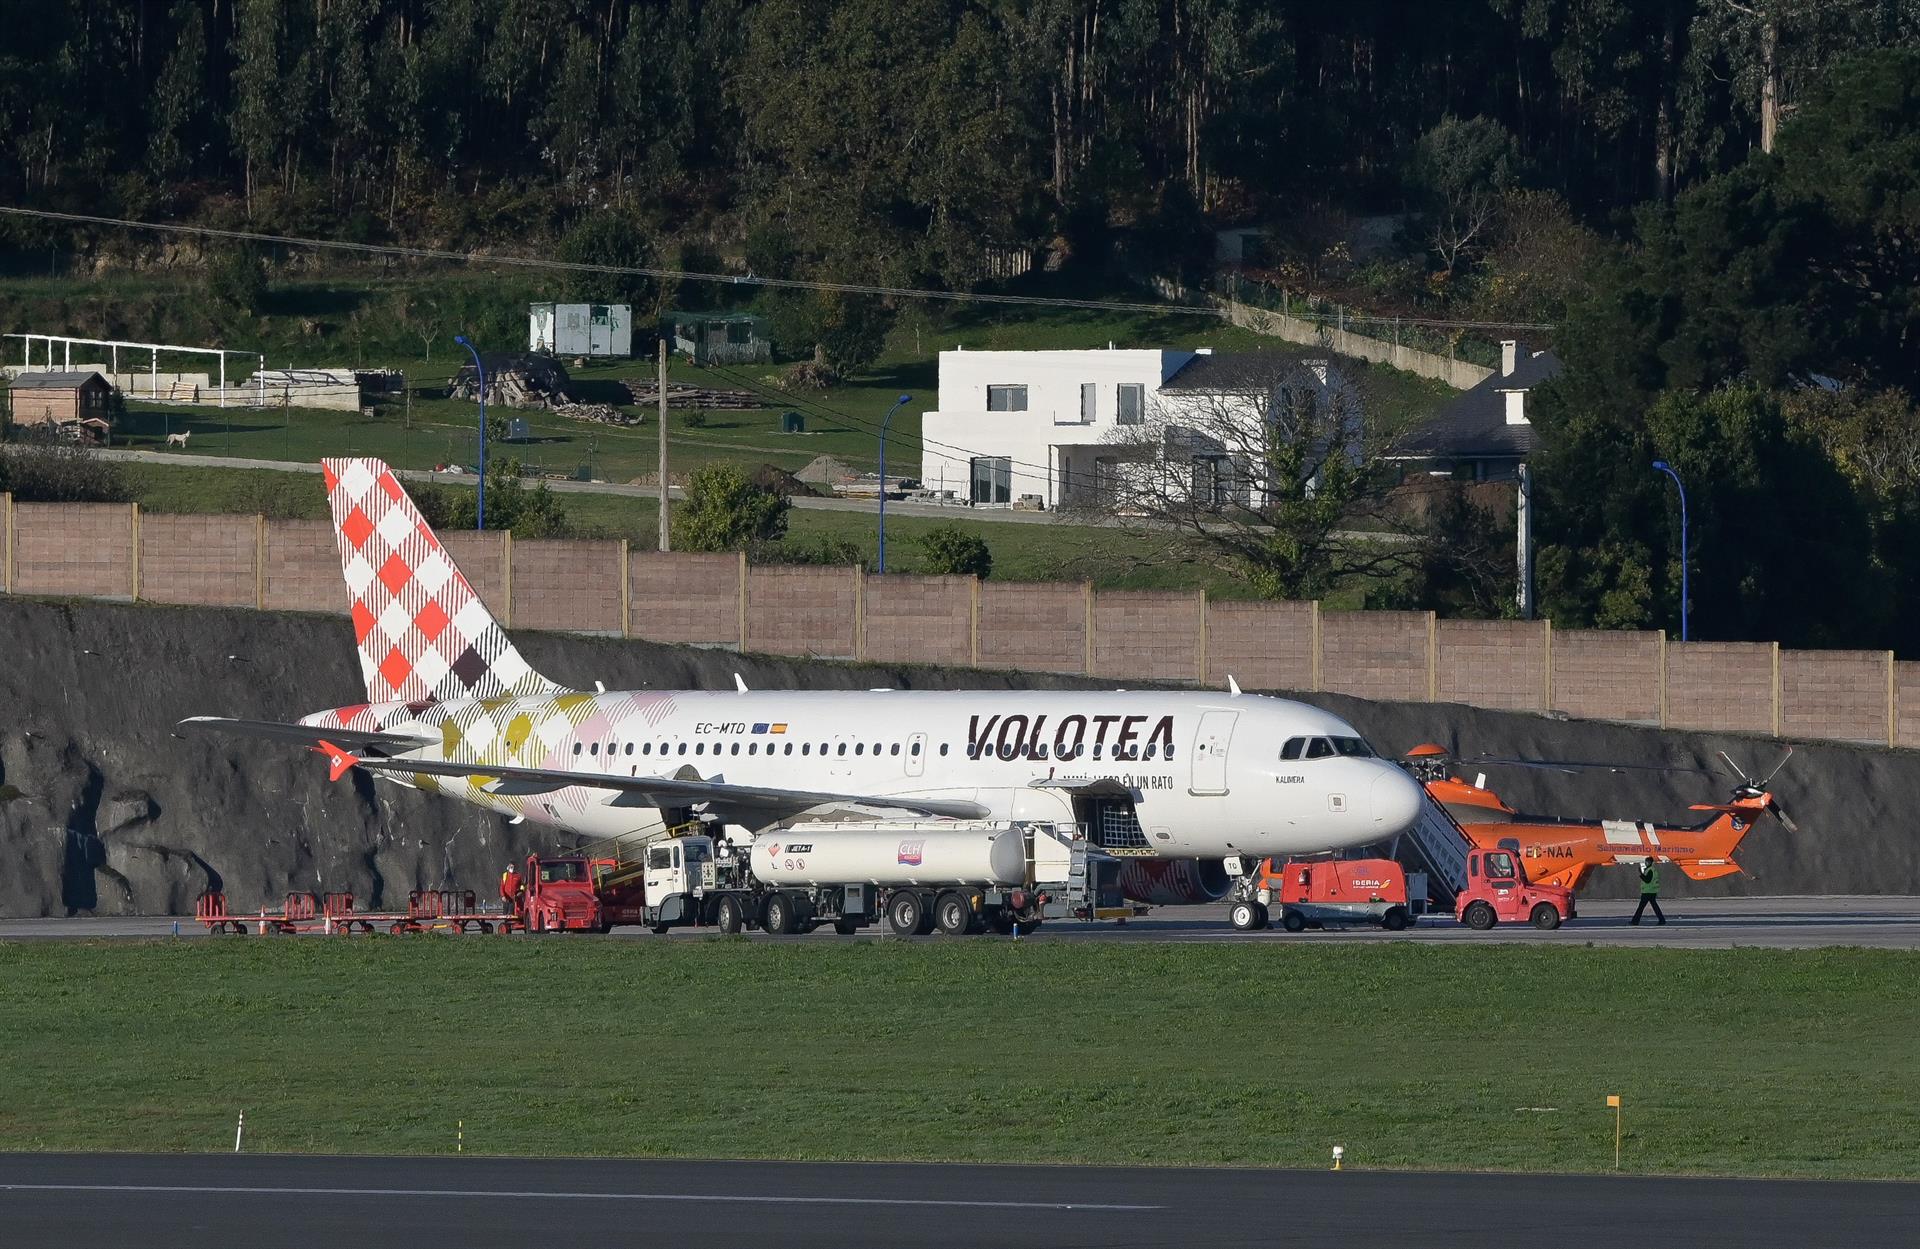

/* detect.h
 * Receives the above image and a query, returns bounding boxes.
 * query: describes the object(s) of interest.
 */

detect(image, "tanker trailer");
[633,822,1131,937]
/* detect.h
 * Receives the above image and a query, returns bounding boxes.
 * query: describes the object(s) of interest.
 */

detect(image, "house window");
[986,385,1028,412]
[1079,383,1097,423]
[1117,383,1145,425]
[970,457,1012,504]
[1193,455,1237,508]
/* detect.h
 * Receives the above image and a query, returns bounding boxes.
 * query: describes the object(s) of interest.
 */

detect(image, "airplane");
[178,457,1426,893]
[1402,742,1797,894]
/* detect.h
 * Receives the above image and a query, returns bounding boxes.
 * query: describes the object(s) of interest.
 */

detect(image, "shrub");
[917,524,992,578]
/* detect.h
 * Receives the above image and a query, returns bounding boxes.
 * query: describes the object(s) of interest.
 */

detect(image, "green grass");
[0,941,1912,1177]
[113,461,1298,598]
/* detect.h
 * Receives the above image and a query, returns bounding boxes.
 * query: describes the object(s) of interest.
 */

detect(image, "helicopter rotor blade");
[1460,755,1715,777]
[1759,745,1795,787]
[1766,798,1800,834]
[1715,750,1747,783]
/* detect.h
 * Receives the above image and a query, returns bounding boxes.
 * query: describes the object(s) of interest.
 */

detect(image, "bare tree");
[1084,355,1427,600]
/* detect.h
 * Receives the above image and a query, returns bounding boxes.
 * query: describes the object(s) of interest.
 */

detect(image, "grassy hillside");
[0,939,1912,1178]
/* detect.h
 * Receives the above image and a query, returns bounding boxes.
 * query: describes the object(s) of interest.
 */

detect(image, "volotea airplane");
[1404,743,1797,894]
[179,458,1425,888]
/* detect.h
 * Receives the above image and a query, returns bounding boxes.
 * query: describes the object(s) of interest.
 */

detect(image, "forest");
[2,1,1920,651]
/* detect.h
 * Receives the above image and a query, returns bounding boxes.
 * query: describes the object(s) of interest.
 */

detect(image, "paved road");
[0,1152,1912,1248]
[6,895,1919,949]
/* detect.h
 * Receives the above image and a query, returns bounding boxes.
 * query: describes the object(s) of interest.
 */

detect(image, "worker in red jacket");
[499,863,523,917]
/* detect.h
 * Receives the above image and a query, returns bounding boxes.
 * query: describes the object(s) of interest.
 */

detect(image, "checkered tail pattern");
[321,457,563,705]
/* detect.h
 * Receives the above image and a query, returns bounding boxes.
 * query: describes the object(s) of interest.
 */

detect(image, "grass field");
[1,940,1914,1178]
[115,461,1361,601]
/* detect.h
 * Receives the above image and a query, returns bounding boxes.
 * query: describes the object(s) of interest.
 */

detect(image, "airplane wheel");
[716,896,744,935]
[1230,901,1261,931]
[1463,901,1497,931]
[1281,909,1307,933]
[1382,906,1409,932]
[1530,903,1562,931]
[887,891,924,937]
[935,891,973,936]
[763,892,797,936]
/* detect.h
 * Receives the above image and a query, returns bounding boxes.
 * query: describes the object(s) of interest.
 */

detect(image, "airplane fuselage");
[308,688,1425,860]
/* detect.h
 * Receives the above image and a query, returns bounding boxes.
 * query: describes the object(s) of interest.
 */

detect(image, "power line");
[0,204,1555,333]
[0,205,1219,318]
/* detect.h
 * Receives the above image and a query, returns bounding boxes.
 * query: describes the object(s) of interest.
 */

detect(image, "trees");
[677,463,791,553]
[556,211,664,314]
[917,525,992,579]
[1410,116,1524,279]
[1091,356,1423,601]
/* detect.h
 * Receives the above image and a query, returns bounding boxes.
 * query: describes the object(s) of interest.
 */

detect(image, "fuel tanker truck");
[608,820,1134,936]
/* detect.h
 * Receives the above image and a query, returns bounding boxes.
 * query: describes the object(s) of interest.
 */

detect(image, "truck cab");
[622,834,714,933]
[522,855,604,932]
[1455,847,1575,930]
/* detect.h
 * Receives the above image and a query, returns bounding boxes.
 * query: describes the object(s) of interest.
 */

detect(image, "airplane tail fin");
[320,457,563,704]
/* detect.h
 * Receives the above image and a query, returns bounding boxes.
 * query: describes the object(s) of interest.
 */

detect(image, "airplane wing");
[177,716,436,755]
[349,753,990,822]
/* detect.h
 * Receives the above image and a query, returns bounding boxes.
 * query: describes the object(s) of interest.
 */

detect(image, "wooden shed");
[7,371,116,431]
[662,311,772,366]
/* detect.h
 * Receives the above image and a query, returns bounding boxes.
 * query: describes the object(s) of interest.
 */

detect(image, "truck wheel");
[649,924,668,936]
[833,917,861,936]
[886,891,923,937]
[716,896,744,935]
[934,891,973,936]
[1382,906,1409,932]
[1463,901,1498,930]
[1281,908,1307,933]
[1530,902,1562,931]
[764,892,797,936]
[1230,901,1261,931]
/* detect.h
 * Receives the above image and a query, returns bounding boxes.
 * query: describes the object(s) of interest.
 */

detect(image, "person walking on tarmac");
[1630,860,1665,925]
[500,862,523,918]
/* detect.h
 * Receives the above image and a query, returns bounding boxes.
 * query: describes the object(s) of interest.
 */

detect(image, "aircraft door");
[1190,711,1239,796]
[906,732,927,778]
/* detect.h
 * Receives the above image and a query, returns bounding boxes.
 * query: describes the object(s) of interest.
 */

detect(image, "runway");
[1,1152,1913,1248]
[4,895,1919,948]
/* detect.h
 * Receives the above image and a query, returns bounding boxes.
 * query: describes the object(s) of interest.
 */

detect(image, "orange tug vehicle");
[1224,850,1574,933]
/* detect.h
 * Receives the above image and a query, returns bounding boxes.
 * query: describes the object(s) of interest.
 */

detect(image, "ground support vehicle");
[514,854,607,932]
[196,888,516,934]
[596,820,1131,937]
[1452,847,1576,930]
[1223,857,1428,932]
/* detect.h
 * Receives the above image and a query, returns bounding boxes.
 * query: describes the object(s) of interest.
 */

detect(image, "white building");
[918,346,1345,510]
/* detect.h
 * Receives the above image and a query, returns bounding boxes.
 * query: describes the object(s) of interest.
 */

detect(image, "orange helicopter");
[1403,743,1798,894]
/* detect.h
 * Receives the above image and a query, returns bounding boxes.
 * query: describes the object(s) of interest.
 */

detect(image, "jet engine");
[1116,857,1230,905]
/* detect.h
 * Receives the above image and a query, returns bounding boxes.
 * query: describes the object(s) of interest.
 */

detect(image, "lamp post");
[876,393,912,573]
[1652,460,1688,641]
[455,335,486,530]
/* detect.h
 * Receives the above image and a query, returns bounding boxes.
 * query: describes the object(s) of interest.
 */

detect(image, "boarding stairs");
[1391,789,1473,908]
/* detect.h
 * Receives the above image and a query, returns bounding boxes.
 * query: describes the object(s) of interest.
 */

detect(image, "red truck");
[1455,846,1576,930]
[1230,857,1426,932]
[517,855,605,932]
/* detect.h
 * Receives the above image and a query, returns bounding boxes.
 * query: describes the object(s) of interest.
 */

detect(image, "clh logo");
[897,839,925,867]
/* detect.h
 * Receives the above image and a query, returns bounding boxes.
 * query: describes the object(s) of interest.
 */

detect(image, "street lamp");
[454,334,486,530]
[876,393,912,573]
[1652,460,1688,641]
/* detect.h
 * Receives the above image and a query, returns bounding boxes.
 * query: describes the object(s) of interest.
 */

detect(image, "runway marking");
[0,1182,1160,1212]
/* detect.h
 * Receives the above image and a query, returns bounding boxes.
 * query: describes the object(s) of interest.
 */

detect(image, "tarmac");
[4,895,1919,948]
[1,1152,1913,1248]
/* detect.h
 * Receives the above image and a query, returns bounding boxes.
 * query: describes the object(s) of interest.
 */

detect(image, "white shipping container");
[528,303,632,357]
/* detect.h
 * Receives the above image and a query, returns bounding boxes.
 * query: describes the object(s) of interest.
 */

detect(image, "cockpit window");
[1280,737,1305,761]
[1332,737,1374,758]
[1304,737,1335,759]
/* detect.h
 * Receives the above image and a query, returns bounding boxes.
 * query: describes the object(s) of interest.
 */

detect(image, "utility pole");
[1516,462,1534,619]
[657,334,670,552]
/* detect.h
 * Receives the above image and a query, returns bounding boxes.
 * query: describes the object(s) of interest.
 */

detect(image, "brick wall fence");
[3,494,1913,748]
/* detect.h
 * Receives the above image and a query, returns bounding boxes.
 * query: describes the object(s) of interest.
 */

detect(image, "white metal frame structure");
[6,333,265,407]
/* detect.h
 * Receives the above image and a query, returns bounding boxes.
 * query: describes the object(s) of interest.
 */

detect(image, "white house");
[918,346,1345,510]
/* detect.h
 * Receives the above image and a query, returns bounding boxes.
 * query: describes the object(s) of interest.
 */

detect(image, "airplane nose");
[1370,765,1424,834]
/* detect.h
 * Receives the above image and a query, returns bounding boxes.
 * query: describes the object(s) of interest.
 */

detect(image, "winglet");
[314,739,359,783]
[734,672,749,693]
[1227,675,1242,697]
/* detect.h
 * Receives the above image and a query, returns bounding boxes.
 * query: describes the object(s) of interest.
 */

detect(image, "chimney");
[1500,340,1518,377]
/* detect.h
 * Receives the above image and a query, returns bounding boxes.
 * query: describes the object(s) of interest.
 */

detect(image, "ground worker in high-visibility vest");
[500,863,523,917]
[1630,860,1665,926]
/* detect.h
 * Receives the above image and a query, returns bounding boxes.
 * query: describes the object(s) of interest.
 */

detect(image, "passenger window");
[695,743,705,755]
[1305,738,1335,759]
[784,743,793,755]
[910,742,921,756]
[1144,743,1156,760]
[624,743,634,756]
[677,743,687,755]
[890,743,900,756]
[939,744,949,756]
[1280,738,1304,760]
[856,743,865,756]
[573,743,582,756]
[838,743,848,756]
[642,743,651,755]
[802,743,811,756]
[748,743,757,755]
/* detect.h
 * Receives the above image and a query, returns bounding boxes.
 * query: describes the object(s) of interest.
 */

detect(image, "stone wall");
[5,494,1920,749]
